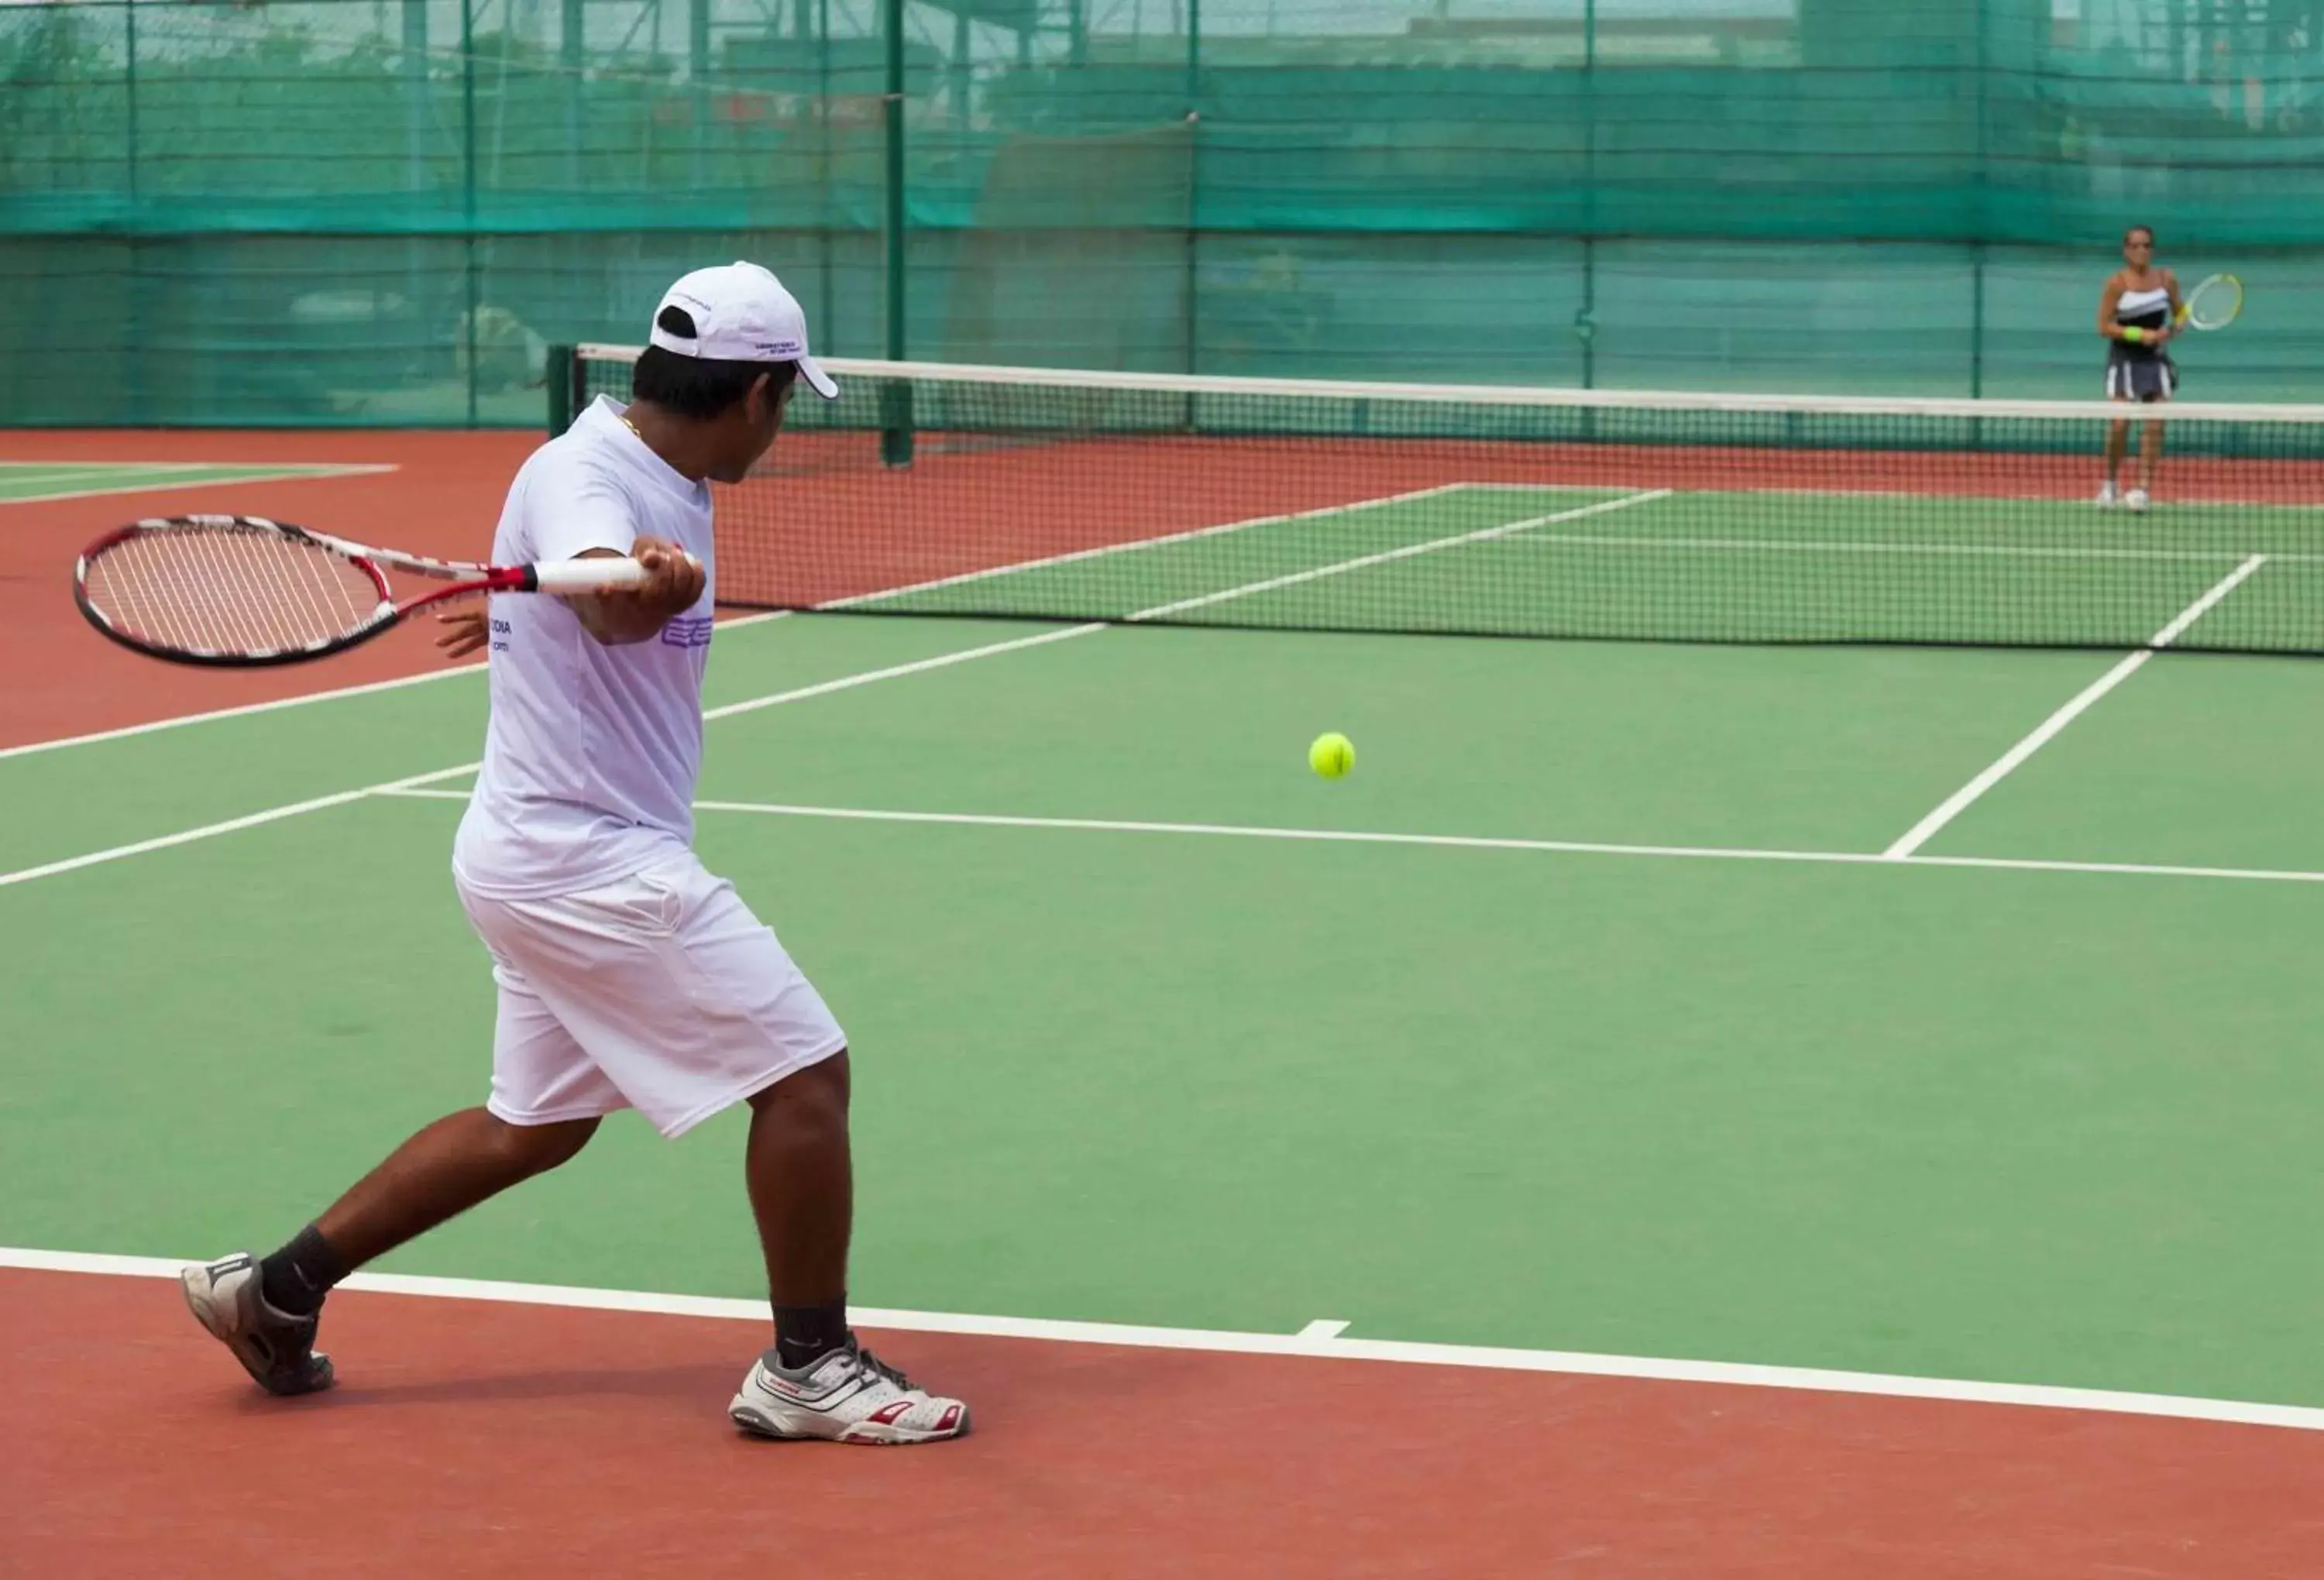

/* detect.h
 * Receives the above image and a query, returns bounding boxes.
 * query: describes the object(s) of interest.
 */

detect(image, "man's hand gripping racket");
[74,514,703,668]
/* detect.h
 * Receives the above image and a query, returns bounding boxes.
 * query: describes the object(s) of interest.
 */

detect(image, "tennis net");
[562,345,2324,656]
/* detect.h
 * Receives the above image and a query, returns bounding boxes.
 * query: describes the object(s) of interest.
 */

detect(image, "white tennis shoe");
[2125,486,2150,512]
[180,1252,335,1396]
[729,1339,969,1444]
[2095,481,2119,508]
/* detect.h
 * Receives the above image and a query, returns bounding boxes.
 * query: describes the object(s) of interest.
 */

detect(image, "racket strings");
[86,523,388,656]
[2185,275,2241,331]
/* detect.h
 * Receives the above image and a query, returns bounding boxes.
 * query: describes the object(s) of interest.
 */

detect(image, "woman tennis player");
[2096,224,2181,511]
[176,263,971,1444]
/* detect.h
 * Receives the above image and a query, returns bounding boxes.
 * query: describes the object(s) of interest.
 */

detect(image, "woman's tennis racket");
[74,513,677,667]
[2178,273,2243,331]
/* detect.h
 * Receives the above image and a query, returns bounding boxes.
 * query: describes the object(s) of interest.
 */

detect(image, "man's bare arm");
[566,538,706,646]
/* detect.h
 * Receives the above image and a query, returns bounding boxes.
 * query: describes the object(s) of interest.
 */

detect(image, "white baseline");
[3,1245,2318,1435]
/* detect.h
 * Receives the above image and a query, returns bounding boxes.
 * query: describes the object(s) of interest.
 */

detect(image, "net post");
[561,0,584,188]
[460,0,480,428]
[1579,0,1598,410]
[882,0,907,370]
[1183,0,1202,403]
[124,0,139,208]
[546,345,576,434]
[1969,242,1988,401]
[878,0,911,468]
[879,376,916,468]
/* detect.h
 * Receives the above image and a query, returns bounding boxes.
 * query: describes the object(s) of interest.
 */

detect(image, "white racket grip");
[530,554,695,595]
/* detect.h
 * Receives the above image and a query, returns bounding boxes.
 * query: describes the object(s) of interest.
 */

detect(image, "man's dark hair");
[2125,223,2155,245]
[631,307,799,419]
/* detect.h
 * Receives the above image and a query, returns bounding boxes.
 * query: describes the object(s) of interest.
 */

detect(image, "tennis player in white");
[180,262,970,1445]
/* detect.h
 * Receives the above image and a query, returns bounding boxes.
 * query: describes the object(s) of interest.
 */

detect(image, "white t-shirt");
[452,397,719,900]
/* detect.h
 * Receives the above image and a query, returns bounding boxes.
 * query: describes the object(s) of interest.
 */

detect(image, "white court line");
[375,793,2324,885]
[0,491,1700,878]
[1298,1319,1352,1341]
[0,611,792,764]
[2,664,488,764]
[696,622,1105,726]
[0,764,480,890]
[1882,555,2270,860]
[18,496,1603,881]
[820,481,1485,610]
[13,492,2265,890]
[1129,490,1671,621]
[1511,530,2312,564]
[2,463,264,486]
[4,478,1548,763]
[0,462,397,507]
[6,1245,2319,1434]
[2,459,396,472]
[0,621,1104,889]
[1,465,159,486]
[1457,479,2324,515]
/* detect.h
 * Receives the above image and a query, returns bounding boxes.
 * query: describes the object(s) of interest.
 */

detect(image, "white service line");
[0,611,792,764]
[1298,1319,1352,1341]
[1881,555,2270,860]
[43,485,2269,891]
[2,665,484,763]
[13,490,1624,882]
[7,1245,2321,1434]
[1507,530,2288,564]
[1127,490,1672,621]
[0,763,480,889]
[700,622,1105,724]
[0,620,1097,889]
[6,482,1569,763]
[1456,479,2324,516]
[372,793,2324,886]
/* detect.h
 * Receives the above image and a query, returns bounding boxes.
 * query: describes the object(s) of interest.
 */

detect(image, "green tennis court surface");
[0,461,383,504]
[7,610,2324,1413]
[841,483,2324,648]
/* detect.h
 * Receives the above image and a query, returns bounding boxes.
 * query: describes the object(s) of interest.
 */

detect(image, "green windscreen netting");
[4,0,2323,425]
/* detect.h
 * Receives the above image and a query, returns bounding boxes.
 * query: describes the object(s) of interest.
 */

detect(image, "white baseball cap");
[649,261,838,400]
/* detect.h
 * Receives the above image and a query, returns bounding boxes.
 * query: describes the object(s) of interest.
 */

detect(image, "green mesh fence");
[5,0,2324,425]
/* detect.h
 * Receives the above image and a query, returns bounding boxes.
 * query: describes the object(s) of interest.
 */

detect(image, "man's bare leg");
[181,1110,597,1393]
[744,1053,854,1366]
[725,1050,970,1442]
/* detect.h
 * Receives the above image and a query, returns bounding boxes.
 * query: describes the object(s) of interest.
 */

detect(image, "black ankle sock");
[258,1225,346,1318]
[772,1298,849,1369]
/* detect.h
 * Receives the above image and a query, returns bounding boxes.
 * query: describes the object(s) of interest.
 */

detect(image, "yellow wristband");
[2121,326,2145,345]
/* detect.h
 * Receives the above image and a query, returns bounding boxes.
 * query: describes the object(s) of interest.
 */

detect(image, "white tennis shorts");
[456,850,847,1138]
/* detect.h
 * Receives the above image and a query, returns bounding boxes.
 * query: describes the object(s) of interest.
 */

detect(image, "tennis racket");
[74,514,682,668]
[2178,273,2243,331]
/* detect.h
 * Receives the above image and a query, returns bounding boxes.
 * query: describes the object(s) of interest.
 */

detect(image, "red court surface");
[1,431,539,745]
[2,1267,2317,1578]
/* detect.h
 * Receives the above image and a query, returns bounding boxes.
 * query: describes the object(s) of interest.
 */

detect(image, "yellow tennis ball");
[1309,732,1355,779]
